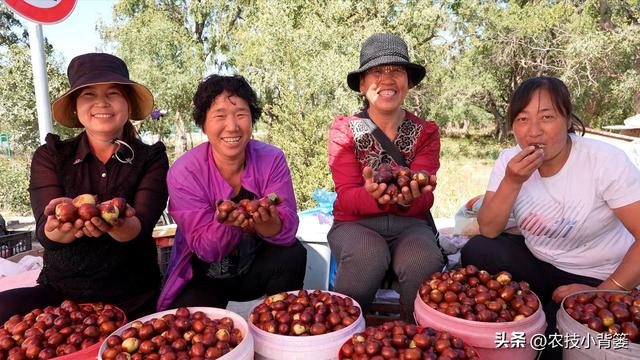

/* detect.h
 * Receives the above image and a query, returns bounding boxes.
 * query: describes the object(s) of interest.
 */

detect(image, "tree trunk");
[461,119,469,133]
[186,131,193,150]
[486,94,509,141]
[498,119,510,142]
[635,57,640,114]
[599,0,616,31]
[174,110,186,158]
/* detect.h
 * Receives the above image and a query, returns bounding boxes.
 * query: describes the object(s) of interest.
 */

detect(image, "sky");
[19,0,117,67]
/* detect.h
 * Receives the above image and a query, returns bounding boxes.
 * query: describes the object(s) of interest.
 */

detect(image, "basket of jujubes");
[0,300,126,360]
[248,290,363,336]
[338,321,480,360]
[54,194,127,224]
[248,290,365,359]
[414,267,547,359]
[215,193,282,223]
[561,289,640,344]
[371,164,435,197]
[416,266,540,322]
[98,307,253,360]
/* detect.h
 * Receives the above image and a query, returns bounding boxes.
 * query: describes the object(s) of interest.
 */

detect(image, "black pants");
[170,239,307,309]
[0,284,159,323]
[461,233,602,359]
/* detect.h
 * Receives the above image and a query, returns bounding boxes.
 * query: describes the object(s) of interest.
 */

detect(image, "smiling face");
[75,84,130,138]
[512,88,572,170]
[203,91,253,163]
[359,65,409,113]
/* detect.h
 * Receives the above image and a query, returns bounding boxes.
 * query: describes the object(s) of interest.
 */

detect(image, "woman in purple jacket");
[157,75,306,310]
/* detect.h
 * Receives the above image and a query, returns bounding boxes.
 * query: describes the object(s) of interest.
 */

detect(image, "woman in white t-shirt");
[461,77,640,356]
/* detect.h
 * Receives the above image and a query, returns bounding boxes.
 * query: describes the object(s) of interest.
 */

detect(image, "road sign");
[3,0,77,24]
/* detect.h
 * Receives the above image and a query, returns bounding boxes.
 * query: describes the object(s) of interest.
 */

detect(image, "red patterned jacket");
[328,111,440,222]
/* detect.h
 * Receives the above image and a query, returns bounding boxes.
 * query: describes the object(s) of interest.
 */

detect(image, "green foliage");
[0,156,31,215]
[0,6,74,155]
[0,44,76,154]
[434,0,640,139]
[0,4,27,46]
[228,0,447,209]
[100,2,206,144]
[433,135,504,218]
[440,133,506,163]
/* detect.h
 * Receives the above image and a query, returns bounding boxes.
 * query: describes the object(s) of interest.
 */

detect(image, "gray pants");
[327,215,445,321]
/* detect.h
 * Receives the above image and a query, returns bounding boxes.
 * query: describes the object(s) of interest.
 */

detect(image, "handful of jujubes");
[215,193,282,223]
[372,164,435,197]
[54,194,127,224]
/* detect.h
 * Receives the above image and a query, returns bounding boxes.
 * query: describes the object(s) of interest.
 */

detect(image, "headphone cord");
[111,138,135,164]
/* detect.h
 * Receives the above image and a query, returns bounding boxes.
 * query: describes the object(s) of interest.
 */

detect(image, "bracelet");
[610,276,630,291]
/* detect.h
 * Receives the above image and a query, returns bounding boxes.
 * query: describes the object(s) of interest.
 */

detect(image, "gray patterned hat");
[347,33,426,92]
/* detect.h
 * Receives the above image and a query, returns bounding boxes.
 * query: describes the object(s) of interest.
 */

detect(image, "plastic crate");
[0,230,33,259]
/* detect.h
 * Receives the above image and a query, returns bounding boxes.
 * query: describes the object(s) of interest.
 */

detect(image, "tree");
[96,0,640,211]
[432,0,640,140]
[1,4,27,46]
[228,0,448,209]
[100,1,207,156]
[563,1,640,125]
[0,5,72,154]
[100,0,251,158]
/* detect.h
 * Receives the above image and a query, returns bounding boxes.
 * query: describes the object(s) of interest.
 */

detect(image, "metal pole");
[27,22,52,145]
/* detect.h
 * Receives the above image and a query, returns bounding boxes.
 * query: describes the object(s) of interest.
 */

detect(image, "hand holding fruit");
[216,194,283,236]
[86,198,141,242]
[396,174,437,207]
[366,164,437,206]
[83,199,135,237]
[504,146,544,186]
[44,197,84,243]
[362,166,393,205]
[49,194,135,239]
[53,194,127,223]
[252,204,282,237]
[222,206,252,229]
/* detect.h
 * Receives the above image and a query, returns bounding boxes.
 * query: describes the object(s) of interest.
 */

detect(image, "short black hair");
[508,76,585,135]
[192,75,262,130]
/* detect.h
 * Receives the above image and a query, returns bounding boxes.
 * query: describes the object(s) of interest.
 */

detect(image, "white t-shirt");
[487,134,640,280]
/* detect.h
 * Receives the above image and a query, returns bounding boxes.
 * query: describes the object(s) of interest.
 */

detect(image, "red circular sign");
[3,0,77,24]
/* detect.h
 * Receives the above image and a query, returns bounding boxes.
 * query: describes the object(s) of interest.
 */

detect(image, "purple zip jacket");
[157,140,299,310]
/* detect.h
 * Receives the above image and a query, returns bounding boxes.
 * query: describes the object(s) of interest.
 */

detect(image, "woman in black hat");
[327,33,444,321]
[0,53,169,322]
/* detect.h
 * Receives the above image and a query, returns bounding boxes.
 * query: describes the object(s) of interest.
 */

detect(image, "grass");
[431,134,506,219]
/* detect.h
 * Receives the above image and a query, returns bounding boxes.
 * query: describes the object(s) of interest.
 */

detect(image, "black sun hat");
[347,33,426,92]
[52,53,154,128]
